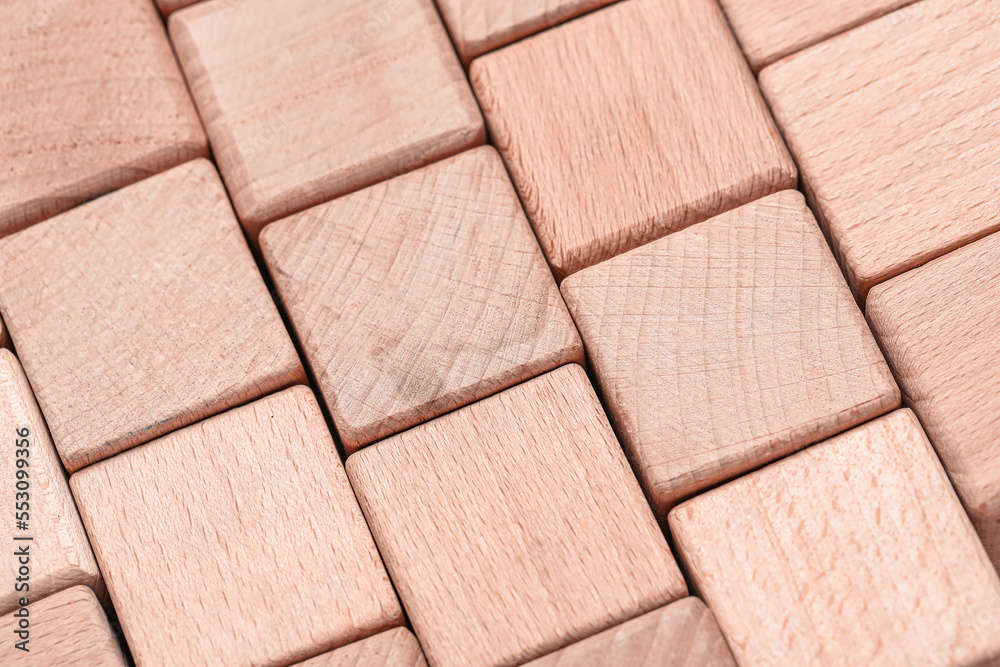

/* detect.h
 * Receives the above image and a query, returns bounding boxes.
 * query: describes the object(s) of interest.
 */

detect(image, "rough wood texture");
[0,586,125,667]
[471,0,795,279]
[670,410,1000,667]
[562,191,898,517]
[524,598,736,667]
[71,387,403,667]
[760,0,1000,301]
[436,0,616,63]
[170,0,484,242]
[348,365,686,667]
[262,147,583,453]
[0,0,207,238]
[296,628,427,667]
[718,0,917,71]
[867,231,1000,573]
[0,159,304,473]
[0,351,101,615]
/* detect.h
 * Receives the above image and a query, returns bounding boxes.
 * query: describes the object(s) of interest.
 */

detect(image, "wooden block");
[0,350,101,615]
[718,0,917,71]
[523,597,736,667]
[759,0,1000,300]
[0,0,207,238]
[0,159,304,473]
[156,0,200,15]
[348,365,686,667]
[436,0,616,64]
[295,628,427,667]
[0,586,125,666]
[170,0,485,242]
[470,0,795,279]
[262,147,583,453]
[562,191,898,517]
[670,410,1000,666]
[867,231,1000,572]
[71,387,403,667]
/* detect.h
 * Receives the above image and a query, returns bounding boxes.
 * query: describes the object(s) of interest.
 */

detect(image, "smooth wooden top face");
[760,0,1000,300]
[0,351,101,615]
[71,387,403,667]
[262,147,583,453]
[0,0,207,239]
[562,191,898,516]
[670,410,1000,666]
[524,598,736,667]
[0,159,303,473]
[718,0,917,71]
[867,231,1000,568]
[348,365,686,667]
[170,0,485,238]
[295,628,427,667]
[471,0,795,279]
[0,586,125,667]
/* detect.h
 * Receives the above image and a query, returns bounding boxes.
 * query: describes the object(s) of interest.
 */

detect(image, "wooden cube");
[262,147,583,453]
[295,628,426,667]
[470,0,795,279]
[0,350,101,615]
[670,410,1000,666]
[170,0,484,242]
[760,0,1000,300]
[71,387,403,667]
[562,191,898,517]
[348,365,686,667]
[0,160,303,472]
[0,0,207,238]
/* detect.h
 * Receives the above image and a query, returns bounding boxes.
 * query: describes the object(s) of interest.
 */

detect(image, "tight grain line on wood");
[294,628,427,667]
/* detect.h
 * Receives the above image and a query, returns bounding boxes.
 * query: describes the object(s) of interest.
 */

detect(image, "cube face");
[0,0,207,238]
[295,628,427,667]
[71,387,403,667]
[760,0,1000,300]
[347,365,686,667]
[670,410,1000,666]
[470,0,795,279]
[0,159,303,472]
[562,191,898,517]
[262,147,583,453]
[867,231,1000,570]
[170,0,485,238]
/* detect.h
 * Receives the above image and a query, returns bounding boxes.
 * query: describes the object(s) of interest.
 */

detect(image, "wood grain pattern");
[0,586,125,667]
[0,0,207,238]
[0,350,101,615]
[524,598,736,667]
[170,0,485,242]
[718,0,917,71]
[261,147,583,453]
[562,191,898,518]
[0,159,304,473]
[759,0,1000,300]
[70,386,403,667]
[296,628,427,667]
[670,410,1000,667]
[348,365,686,667]
[470,0,795,279]
[867,231,1000,573]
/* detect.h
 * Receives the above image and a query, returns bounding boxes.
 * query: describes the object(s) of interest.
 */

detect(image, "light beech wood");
[170,0,484,242]
[563,191,898,517]
[471,0,795,279]
[0,159,304,473]
[867,231,1000,573]
[296,628,427,667]
[348,365,686,667]
[670,410,1000,667]
[760,0,1000,300]
[262,147,583,453]
[0,586,125,667]
[0,0,207,238]
[0,351,101,615]
[71,387,403,667]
